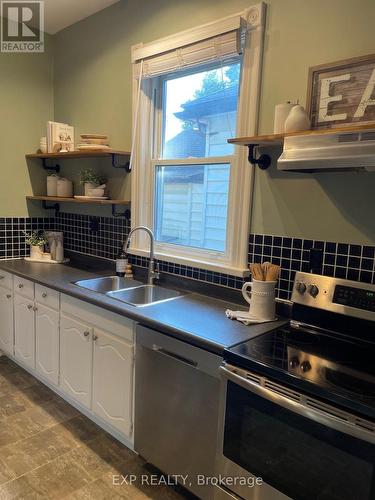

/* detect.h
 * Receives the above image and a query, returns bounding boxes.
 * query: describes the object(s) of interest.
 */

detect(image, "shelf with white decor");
[228,123,375,169]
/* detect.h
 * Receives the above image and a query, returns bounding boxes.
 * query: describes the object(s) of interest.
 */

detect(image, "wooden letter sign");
[306,54,375,129]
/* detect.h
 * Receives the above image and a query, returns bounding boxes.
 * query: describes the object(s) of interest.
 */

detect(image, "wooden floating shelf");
[228,123,375,147]
[26,150,131,160]
[27,196,131,218]
[228,123,375,169]
[27,196,130,205]
[26,149,132,173]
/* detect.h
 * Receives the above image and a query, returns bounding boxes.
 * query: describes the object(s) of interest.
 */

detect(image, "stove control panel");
[333,285,375,312]
[292,272,375,321]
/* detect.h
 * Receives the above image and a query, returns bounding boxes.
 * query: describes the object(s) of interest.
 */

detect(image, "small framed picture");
[306,53,375,129]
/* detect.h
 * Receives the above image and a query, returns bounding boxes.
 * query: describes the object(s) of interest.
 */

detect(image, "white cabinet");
[14,294,35,370]
[93,329,134,437]
[35,304,59,386]
[0,286,14,354]
[60,314,93,409]
[60,295,135,438]
[1,275,135,444]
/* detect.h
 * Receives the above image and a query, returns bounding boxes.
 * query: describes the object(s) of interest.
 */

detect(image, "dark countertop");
[0,259,289,355]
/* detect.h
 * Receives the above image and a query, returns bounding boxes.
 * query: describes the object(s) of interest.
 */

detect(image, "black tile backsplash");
[0,217,55,259]
[249,234,375,299]
[2,213,374,300]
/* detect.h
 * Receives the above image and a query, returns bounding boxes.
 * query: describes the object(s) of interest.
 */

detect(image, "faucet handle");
[152,261,160,281]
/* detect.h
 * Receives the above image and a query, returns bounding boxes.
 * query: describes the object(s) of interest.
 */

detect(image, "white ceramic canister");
[47,174,59,196]
[273,102,295,134]
[57,178,73,197]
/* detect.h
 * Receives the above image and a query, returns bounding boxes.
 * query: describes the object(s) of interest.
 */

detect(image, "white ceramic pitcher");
[241,279,277,321]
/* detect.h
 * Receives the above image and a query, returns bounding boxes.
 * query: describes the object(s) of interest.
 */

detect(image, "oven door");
[216,364,375,500]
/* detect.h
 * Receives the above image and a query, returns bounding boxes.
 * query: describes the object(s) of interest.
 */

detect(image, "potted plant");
[80,169,106,196]
[24,230,48,260]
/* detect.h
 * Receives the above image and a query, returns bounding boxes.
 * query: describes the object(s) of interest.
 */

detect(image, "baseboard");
[6,353,135,451]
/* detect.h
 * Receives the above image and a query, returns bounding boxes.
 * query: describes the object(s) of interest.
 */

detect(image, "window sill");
[128,247,250,278]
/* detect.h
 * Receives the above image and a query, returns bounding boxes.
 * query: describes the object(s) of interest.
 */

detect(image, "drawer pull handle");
[42,293,47,298]
[84,331,90,337]
[18,284,24,288]
[93,335,98,341]
[6,294,11,299]
[27,304,33,310]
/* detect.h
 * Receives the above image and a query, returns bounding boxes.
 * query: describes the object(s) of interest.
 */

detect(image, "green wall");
[0,33,54,217]
[2,0,375,244]
[52,0,375,244]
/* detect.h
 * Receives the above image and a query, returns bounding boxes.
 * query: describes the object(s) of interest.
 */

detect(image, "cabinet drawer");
[61,294,134,343]
[35,284,60,311]
[13,276,34,300]
[0,270,13,290]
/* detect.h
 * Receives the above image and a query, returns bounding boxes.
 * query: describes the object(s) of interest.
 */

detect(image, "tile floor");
[0,356,190,499]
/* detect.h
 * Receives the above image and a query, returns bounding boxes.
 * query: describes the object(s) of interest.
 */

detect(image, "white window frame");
[130,3,266,277]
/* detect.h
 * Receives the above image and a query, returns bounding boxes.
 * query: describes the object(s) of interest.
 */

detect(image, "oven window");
[223,381,375,500]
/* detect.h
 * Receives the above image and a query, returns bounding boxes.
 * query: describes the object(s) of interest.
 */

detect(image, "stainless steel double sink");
[74,276,186,307]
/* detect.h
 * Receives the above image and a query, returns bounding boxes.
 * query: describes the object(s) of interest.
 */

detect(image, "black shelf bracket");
[112,205,131,219]
[111,153,131,172]
[42,158,60,173]
[42,201,60,217]
[247,144,271,170]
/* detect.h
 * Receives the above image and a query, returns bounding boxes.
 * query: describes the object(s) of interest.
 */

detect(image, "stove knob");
[308,285,319,298]
[300,361,311,373]
[289,357,300,368]
[296,282,307,294]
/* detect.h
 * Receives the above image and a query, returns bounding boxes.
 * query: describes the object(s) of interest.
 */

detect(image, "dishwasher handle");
[136,325,222,378]
[152,344,198,367]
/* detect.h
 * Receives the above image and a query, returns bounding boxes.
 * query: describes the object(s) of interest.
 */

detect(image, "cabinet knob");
[93,335,98,341]
[27,304,33,310]
[33,306,38,312]
[42,292,47,298]
[18,284,24,289]
[83,331,90,337]
[0,276,4,279]
[6,294,11,299]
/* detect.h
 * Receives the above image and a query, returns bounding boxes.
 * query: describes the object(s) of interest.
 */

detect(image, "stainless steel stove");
[215,272,375,500]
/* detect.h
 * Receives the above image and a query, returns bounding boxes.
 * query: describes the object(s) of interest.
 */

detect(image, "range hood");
[277,128,375,172]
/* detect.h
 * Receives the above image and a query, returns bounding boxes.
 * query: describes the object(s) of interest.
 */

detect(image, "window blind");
[133,16,246,79]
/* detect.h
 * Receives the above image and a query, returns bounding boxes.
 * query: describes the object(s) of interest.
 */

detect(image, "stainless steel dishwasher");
[135,325,222,500]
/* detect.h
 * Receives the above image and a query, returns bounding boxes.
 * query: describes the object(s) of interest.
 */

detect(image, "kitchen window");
[130,4,265,276]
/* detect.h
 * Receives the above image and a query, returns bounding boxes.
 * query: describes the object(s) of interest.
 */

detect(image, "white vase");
[30,245,43,260]
[84,182,97,196]
[284,105,311,133]
[273,102,295,133]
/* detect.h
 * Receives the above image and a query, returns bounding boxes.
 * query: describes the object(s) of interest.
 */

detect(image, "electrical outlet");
[309,248,323,274]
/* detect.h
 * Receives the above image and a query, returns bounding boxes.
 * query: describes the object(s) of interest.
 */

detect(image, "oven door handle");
[220,365,375,445]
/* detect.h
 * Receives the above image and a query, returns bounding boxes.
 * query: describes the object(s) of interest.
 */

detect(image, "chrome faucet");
[123,226,160,285]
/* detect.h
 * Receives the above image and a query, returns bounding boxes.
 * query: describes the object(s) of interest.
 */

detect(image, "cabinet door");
[35,304,59,386]
[93,329,134,437]
[60,314,92,409]
[14,294,35,370]
[0,286,14,354]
